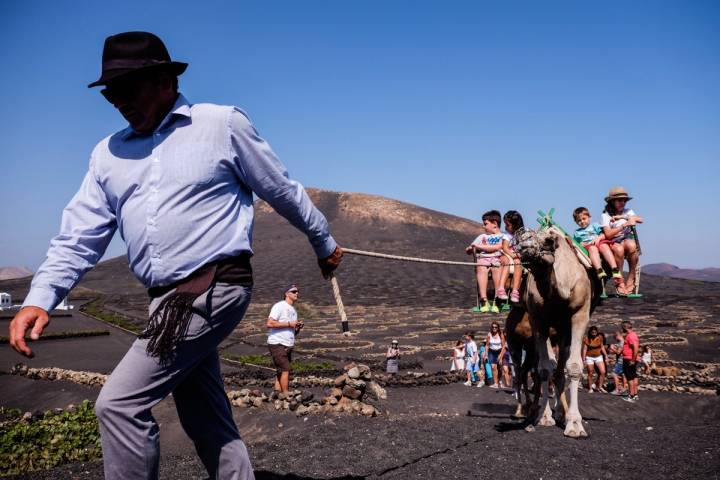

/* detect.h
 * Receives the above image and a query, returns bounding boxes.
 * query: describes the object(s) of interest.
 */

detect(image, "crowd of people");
[450,320,649,403]
[466,186,643,312]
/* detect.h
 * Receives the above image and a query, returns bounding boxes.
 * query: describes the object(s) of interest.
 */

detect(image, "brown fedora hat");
[605,186,633,203]
[88,31,187,88]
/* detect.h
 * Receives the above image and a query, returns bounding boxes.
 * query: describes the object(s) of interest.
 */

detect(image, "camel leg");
[521,350,535,418]
[554,339,570,425]
[564,309,590,438]
[511,347,525,418]
[536,336,556,427]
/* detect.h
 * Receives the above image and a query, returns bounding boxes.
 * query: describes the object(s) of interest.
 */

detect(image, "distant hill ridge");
[0,266,33,281]
[644,263,720,283]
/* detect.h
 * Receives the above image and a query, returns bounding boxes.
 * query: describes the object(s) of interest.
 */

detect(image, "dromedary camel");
[515,227,601,438]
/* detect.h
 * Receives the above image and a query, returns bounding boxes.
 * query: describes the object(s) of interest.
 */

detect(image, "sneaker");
[476,382,484,388]
[464,381,472,386]
[610,390,625,396]
[622,395,636,403]
[490,384,499,389]
[598,387,608,394]
[495,288,509,301]
[510,290,521,303]
[479,301,490,313]
[490,301,500,314]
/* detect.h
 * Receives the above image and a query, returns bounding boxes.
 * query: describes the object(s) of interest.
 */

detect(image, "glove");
[319,246,343,279]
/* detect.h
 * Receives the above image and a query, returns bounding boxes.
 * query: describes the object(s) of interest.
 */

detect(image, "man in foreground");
[267,284,303,393]
[8,31,342,480]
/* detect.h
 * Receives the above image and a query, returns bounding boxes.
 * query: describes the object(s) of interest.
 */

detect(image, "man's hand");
[318,246,343,279]
[9,306,50,358]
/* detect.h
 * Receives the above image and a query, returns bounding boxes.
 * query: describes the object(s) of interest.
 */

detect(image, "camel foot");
[538,415,556,427]
[563,416,588,438]
[513,405,526,419]
[524,424,535,433]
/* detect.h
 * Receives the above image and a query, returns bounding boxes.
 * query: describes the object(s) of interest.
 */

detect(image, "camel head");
[516,228,559,269]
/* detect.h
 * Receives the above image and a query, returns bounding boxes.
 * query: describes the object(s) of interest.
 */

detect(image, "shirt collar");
[120,93,192,140]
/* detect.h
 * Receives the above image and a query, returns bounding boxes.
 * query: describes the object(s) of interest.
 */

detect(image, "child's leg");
[623,239,639,289]
[598,243,618,269]
[490,265,503,291]
[498,255,510,287]
[512,265,522,291]
[611,242,625,272]
[477,265,489,300]
[586,244,602,270]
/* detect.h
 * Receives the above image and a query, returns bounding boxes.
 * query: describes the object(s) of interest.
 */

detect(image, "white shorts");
[585,355,604,365]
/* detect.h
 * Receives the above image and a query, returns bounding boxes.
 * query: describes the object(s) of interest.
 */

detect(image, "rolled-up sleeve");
[23,161,117,311]
[228,107,337,258]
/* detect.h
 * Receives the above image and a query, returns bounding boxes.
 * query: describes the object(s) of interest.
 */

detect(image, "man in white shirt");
[267,285,303,392]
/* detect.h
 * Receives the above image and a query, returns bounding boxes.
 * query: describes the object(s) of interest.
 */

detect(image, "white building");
[0,293,11,311]
[55,297,74,311]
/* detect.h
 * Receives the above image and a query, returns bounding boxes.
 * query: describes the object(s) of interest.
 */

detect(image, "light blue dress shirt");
[24,94,337,311]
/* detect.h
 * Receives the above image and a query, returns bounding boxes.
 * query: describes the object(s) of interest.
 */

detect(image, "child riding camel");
[466,210,505,313]
[601,187,643,296]
[500,210,524,304]
[572,207,626,292]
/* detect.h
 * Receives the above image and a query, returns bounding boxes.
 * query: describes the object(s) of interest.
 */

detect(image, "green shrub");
[80,300,141,334]
[0,400,101,476]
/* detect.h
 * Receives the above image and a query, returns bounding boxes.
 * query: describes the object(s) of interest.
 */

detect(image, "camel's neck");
[551,237,584,300]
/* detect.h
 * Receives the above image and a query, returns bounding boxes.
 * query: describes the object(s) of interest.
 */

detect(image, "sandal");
[613,277,628,296]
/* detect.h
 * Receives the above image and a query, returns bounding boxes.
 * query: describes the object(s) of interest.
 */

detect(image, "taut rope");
[342,247,527,267]
[328,247,527,334]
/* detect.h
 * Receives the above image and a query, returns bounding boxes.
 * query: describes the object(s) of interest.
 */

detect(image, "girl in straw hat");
[601,187,643,295]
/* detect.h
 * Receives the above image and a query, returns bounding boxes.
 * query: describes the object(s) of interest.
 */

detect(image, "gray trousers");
[95,283,254,480]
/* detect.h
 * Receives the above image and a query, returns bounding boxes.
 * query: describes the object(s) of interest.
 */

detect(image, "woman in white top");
[483,322,506,388]
[601,187,643,295]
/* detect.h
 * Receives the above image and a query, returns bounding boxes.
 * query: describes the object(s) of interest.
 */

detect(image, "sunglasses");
[100,73,157,102]
[288,290,299,294]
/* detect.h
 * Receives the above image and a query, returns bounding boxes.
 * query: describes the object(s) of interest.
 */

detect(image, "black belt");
[148,254,253,298]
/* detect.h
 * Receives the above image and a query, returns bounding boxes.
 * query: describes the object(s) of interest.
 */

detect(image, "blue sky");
[1,1,719,270]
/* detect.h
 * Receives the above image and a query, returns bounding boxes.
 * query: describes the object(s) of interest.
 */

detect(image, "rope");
[327,247,527,334]
[341,247,527,267]
[329,273,350,335]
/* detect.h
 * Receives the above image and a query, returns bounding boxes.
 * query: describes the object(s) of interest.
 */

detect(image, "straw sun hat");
[605,186,633,203]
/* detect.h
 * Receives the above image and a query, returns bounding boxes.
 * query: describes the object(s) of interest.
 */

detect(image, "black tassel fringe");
[140,292,197,361]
